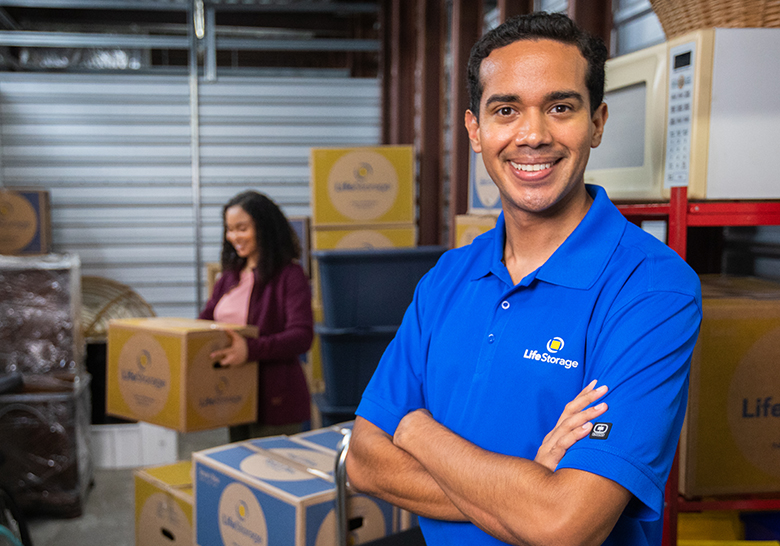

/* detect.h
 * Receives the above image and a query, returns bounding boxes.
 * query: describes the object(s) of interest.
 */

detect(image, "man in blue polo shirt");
[345,12,702,546]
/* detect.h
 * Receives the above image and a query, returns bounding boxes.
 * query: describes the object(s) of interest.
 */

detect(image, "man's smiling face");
[465,38,607,218]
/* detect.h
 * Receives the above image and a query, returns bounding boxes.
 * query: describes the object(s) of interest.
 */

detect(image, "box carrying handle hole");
[348,517,364,532]
[161,528,175,541]
[212,361,224,369]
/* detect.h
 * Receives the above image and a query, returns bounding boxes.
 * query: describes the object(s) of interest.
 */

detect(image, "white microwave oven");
[585,28,780,201]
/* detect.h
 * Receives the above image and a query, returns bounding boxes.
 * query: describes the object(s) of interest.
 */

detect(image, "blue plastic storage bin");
[312,392,357,427]
[316,324,398,406]
[741,512,780,540]
[312,246,447,328]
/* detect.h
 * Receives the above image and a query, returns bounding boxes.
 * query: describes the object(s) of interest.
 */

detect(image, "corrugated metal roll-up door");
[0,72,381,318]
[197,75,382,302]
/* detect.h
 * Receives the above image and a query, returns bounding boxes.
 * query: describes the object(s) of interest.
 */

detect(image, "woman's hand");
[535,380,609,472]
[209,329,249,367]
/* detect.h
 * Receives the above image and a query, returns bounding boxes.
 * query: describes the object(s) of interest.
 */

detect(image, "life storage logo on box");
[0,192,38,252]
[117,332,172,419]
[218,482,268,546]
[328,150,398,221]
[727,324,780,479]
[312,146,414,225]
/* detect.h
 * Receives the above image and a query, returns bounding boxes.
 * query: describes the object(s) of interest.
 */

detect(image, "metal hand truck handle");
[335,428,352,546]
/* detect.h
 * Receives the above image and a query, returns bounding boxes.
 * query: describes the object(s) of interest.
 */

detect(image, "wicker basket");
[81,276,156,341]
[650,0,780,38]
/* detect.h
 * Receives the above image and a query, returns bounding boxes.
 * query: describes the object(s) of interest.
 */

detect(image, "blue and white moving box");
[289,422,353,455]
[468,150,502,215]
[291,424,418,532]
[193,434,393,546]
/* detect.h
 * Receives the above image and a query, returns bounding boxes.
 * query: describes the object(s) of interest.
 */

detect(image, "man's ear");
[590,102,609,148]
[465,110,482,153]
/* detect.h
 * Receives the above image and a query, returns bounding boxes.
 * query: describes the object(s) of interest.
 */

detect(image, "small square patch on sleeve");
[589,422,612,440]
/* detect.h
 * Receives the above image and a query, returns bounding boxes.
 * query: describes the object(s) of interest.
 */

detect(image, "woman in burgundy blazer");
[199,190,313,440]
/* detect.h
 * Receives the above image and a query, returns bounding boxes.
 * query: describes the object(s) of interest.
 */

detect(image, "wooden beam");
[447,0,482,247]
[415,0,443,245]
[498,0,533,23]
[568,0,612,52]
[381,0,415,145]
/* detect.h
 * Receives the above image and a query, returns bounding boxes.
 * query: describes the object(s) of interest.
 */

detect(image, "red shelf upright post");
[618,187,780,546]
[668,186,688,259]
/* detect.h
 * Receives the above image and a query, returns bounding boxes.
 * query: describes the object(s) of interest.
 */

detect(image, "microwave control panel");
[665,41,696,188]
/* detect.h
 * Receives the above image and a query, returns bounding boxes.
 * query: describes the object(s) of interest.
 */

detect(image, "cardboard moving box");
[194,435,394,546]
[680,275,780,497]
[0,188,51,255]
[311,146,415,226]
[135,461,193,546]
[107,318,258,432]
[454,214,498,248]
[312,224,416,250]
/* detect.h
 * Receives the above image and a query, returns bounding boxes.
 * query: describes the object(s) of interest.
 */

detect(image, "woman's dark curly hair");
[220,190,301,283]
[467,11,608,119]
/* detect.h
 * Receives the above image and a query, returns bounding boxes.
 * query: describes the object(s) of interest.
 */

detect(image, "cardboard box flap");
[700,275,780,300]
[109,317,258,338]
[136,460,193,488]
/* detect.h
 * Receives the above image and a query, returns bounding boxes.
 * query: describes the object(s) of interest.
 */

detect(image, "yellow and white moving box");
[678,511,743,541]
[0,188,51,256]
[193,434,394,546]
[107,318,258,432]
[135,461,193,546]
[311,146,415,226]
[680,275,780,496]
[454,214,498,248]
[312,224,416,250]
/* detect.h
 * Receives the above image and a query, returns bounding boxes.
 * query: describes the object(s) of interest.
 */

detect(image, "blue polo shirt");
[356,185,702,546]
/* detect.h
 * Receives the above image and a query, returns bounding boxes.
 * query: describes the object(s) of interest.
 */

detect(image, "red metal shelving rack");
[617,186,780,546]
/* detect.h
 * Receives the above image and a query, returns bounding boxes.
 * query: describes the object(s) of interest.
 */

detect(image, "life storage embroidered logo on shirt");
[590,422,612,440]
[523,337,579,369]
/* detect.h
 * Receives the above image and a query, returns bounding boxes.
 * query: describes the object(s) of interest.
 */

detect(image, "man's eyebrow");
[545,90,585,104]
[484,90,586,109]
[484,94,519,108]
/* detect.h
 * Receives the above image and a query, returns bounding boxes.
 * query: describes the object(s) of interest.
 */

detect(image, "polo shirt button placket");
[488,333,495,343]
[501,301,510,310]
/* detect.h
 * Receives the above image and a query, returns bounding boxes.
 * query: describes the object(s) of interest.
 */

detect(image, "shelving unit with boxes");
[617,186,780,546]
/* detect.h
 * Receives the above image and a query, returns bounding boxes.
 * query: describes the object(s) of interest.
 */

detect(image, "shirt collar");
[473,185,626,290]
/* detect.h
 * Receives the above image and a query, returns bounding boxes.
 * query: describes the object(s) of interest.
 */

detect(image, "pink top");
[199,262,313,426]
[213,267,253,325]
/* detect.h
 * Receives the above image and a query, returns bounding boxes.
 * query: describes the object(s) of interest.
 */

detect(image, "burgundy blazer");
[200,262,313,426]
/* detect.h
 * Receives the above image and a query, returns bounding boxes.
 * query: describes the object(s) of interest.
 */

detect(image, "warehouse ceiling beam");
[215,37,379,51]
[0,0,378,13]
[0,29,378,51]
[0,30,188,47]
[0,0,190,10]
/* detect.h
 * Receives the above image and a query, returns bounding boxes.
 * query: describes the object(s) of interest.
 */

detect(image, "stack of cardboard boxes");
[0,189,94,517]
[680,275,780,497]
[135,421,403,546]
[307,146,416,417]
[455,150,499,248]
[309,145,416,253]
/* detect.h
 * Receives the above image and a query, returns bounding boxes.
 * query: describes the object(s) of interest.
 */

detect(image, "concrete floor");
[25,427,228,546]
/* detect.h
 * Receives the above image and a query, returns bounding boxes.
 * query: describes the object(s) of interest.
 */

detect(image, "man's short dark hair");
[467,12,608,118]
